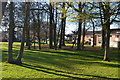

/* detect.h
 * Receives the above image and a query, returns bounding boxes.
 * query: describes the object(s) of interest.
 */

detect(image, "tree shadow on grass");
[40,50,103,60]
[17,63,114,79]
[24,50,119,68]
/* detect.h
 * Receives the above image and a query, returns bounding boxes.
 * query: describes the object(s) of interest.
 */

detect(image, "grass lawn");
[1,42,120,79]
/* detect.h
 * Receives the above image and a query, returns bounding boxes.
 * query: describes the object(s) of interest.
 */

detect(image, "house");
[84,30,120,47]
[109,30,120,47]
[66,30,120,48]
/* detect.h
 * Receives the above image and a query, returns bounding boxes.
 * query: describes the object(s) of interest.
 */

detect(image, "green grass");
[1,42,120,79]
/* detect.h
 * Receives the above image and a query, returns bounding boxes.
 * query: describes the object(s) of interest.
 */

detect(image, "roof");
[67,30,120,36]
[85,31,102,35]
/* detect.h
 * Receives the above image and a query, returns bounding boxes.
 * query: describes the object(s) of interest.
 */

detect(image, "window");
[98,41,102,44]
[98,35,101,37]
[98,40,102,44]
[116,35,119,38]
[110,35,112,37]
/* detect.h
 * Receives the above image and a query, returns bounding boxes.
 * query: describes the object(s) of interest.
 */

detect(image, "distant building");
[84,30,120,47]
[66,30,120,48]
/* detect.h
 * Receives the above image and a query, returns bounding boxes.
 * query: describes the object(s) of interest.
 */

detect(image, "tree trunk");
[103,2,110,61]
[45,31,48,44]
[61,3,66,46]
[33,31,36,49]
[62,17,66,46]
[59,25,63,48]
[25,2,30,49]
[59,12,64,49]
[26,25,30,49]
[15,3,29,64]
[49,3,53,49]
[77,3,82,50]
[8,2,14,63]
[99,2,105,49]
[37,11,41,50]
[102,27,105,49]
[37,33,41,50]
[15,26,26,64]
[103,25,110,61]
[32,11,36,49]
[54,7,57,50]
[91,19,95,47]
[81,21,86,50]
[77,22,82,50]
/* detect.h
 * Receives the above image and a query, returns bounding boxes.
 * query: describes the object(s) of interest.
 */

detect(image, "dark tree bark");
[62,16,66,46]
[104,25,110,61]
[102,2,110,61]
[81,20,86,50]
[54,7,57,50]
[37,12,41,50]
[59,14,64,48]
[37,32,41,50]
[77,21,82,50]
[77,3,82,50]
[33,31,36,49]
[99,2,105,49]
[32,11,36,49]
[15,3,30,64]
[49,3,53,49]
[91,19,95,47]
[62,3,66,46]
[8,2,14,63]
[45,31,48,44]
[59,24,63,48]
[102,27,105,49]
[26,3,30,49]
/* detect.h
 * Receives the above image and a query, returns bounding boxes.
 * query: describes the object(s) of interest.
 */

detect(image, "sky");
[66,22,120,34]
[0,18,119,34]
[0,1,119,34]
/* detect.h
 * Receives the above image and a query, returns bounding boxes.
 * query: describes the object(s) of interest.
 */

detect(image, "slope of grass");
[1,42,120,79]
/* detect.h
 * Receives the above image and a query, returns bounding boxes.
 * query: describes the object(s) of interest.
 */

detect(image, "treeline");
[1,2,120,64]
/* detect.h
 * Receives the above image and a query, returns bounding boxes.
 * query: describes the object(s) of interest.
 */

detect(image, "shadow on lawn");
[24,50,119,68]
[17,63,114,79]
[41,50,119,68]
[41,50,103,60]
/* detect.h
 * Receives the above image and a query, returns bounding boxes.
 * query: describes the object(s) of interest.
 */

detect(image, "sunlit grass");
[1,42,120,79]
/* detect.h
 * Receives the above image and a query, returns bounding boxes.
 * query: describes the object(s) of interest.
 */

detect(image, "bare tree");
[49,3,54,49]
[15,2,30,64]
[8,2,14,63]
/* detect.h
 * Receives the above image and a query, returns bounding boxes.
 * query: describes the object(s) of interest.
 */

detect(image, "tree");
[54,6,57,50]
[8,2,14,63]
[15,2,30,63]
[49,3,54,49]
[37,10,41,50]
[61,3,66,46]
[81,20,86,50]
[67,2,85,50]
[25,2,31,49]
[99,2,105,49]
[91,19,95,47]
[99,2,120,61]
